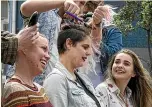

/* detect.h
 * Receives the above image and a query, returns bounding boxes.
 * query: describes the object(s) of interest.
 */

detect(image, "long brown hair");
[107,49,152,107]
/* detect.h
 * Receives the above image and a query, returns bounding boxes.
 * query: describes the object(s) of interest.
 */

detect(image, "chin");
[35,68,44,75]
[113,75,126,80]
[79,62,85,67]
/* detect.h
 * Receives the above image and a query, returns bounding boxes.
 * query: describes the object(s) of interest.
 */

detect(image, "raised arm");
[20,0,80,17]
[1,25,38,65]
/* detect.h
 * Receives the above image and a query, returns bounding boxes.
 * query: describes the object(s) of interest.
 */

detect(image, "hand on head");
[16,24,39,52]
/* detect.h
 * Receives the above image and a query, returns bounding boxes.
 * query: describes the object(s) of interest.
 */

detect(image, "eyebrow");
[115,59,131,64]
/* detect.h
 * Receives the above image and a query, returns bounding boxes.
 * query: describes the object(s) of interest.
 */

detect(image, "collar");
[55,61,95,94]
[75,71,95,94]
[55,61,76,82]
[106,78,132,98]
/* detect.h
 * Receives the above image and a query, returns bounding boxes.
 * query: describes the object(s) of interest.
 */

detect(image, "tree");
[114,1,152,74]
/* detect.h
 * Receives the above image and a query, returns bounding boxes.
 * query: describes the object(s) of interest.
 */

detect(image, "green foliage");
[113,0,152,37]
[113,0,152,72]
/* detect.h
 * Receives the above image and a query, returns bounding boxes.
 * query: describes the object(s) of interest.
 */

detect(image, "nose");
[45,52,50,61]
[117,63,123,68]
[86,47,93,56]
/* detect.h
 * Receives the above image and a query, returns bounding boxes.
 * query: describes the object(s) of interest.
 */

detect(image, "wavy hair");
[107,49,152,107]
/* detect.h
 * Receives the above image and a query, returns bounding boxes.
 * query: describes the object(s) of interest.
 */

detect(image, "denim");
[34,9,61,85]
[43,61,104,107]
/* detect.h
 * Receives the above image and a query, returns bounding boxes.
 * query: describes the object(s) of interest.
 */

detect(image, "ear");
[20,48,28,55]
[65,38,73,50]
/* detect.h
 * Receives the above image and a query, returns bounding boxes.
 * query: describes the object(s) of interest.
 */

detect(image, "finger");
[69,5,79,15]
[31,33,39,43]
[73,8,80,15]
[93,12,103,24]
[97,6,109,19]
[65,7,75,19]
[64,2,70,11]
[66,4,74,13]
[28,25,37,32]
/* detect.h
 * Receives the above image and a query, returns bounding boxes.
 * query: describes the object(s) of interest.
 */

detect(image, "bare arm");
[91,25,102,49]
[20,0,79,17]
[91,5,111,49]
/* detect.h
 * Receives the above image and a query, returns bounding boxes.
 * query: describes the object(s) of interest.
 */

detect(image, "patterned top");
[96,78,133,107]
[1,31,18,65]
[2,78,53,107]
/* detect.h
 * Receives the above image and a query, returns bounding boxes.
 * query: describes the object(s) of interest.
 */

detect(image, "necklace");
[12,74,38,91]
[14,74,34,87]
[119,92,128,107]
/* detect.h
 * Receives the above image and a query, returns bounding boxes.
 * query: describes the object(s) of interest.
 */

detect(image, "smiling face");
[68,36,92,68]
[26,34,50,75]
[111,53,136,81]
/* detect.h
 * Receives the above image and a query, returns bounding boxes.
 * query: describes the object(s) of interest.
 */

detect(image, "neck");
[14,56,34,87]
[114,79,129,96]
[59,54,76,79]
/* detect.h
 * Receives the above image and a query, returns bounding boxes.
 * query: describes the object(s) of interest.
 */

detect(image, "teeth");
[82,57,87,61]
[116,70,125,73]
[41,61,46,65]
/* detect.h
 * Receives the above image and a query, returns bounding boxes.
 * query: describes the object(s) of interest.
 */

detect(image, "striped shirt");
[2,78,53,107]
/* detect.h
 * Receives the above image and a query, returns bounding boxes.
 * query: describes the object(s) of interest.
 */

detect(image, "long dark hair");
[107,49,152,107]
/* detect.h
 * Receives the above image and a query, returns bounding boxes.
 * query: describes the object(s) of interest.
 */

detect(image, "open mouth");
[82,57,87,62]
[116,69,125,73]
[40,60,47,66]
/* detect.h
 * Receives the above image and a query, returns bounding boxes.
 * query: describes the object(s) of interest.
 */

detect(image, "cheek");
[28,52,42,65]
[112,64,116,71]
[128,67,135,76]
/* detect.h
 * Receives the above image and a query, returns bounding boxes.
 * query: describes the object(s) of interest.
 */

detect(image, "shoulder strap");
[75,71,101,107]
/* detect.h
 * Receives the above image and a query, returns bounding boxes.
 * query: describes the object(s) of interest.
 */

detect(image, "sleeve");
[2,83,29,107]
[43,73,68,107]
[101,27,123,58]
[95,84,109,107]
[1,31,18,65]
[99,27,123,72]
[20,10,30,27]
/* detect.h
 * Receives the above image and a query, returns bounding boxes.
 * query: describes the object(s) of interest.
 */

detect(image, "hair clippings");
[65,11,92,29]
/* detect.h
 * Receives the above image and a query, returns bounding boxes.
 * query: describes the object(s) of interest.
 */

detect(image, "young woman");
[2,33,53,107]
[43,24,104,107]
[96,49,152,107]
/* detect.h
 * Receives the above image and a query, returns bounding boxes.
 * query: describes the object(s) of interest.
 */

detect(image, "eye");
[124,62,130,66]
[114,60,120,64]
[41,46,47,51]
[82,44,89,50]
[83,46,89,50]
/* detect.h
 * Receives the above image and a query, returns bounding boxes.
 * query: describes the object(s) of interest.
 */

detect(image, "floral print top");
[96,78,134,107]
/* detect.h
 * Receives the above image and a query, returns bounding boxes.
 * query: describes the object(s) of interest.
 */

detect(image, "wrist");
[95,22,102,28]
